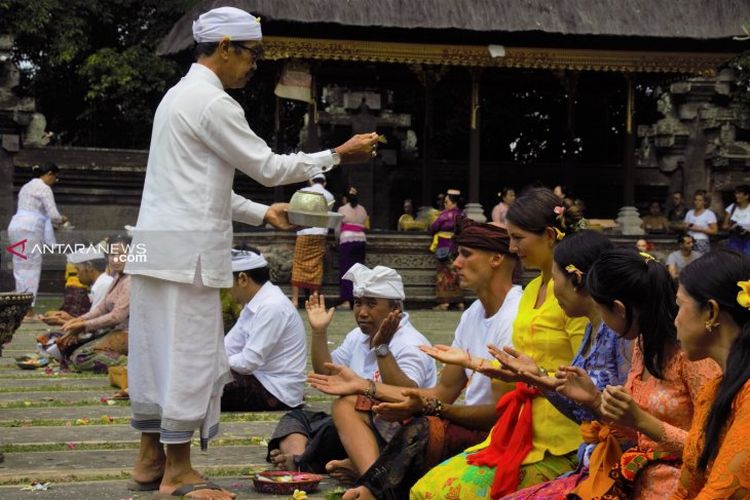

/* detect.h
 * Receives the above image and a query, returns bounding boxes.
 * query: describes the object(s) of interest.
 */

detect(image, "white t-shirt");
[451,285,523,406]
[296,183,335,236]
[224,282,307,407]
[684,209,717,241]
[88,272,114,308]
[331,312,437,388]
[726,203,750,231]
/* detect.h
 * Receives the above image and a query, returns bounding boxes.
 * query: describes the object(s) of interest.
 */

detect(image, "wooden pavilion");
[157,0,747,226]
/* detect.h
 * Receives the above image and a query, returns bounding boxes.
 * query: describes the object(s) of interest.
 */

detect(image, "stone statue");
[23,113,52,147]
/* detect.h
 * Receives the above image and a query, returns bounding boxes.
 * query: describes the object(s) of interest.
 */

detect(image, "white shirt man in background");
[290,173,335,306]
[222,248,306,411]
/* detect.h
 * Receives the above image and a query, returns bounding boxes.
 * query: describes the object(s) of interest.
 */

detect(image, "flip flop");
[126,477,163,491]
[168,481,227,497]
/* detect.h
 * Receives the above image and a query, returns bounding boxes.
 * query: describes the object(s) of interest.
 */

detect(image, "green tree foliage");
[0,0,196,147]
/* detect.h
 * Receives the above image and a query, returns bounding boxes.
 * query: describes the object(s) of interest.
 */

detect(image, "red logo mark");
[6,239,28,260]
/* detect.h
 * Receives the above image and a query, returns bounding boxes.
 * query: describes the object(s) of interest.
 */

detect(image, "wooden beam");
[262,36,732,75]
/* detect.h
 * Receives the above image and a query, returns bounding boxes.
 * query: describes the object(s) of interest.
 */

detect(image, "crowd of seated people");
[21,186,750,500]
[253,187,749,499]
[36,236,131,373]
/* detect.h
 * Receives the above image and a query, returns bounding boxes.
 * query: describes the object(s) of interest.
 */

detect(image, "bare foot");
[343,485,376,500]
[269,449,297,470]
[326,458,359,485]
[113,389,129,400]
[131,454,165,485]
[159,469,235,499]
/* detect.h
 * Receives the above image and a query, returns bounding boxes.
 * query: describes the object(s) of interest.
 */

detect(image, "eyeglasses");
[233,43,263,60]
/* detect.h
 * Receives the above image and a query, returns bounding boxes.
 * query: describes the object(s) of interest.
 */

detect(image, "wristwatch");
[329,148,341,165]
[375,344,390,358]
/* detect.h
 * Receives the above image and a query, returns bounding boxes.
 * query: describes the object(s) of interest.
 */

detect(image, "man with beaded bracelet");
[267,264,436,477]
[308,216,521,498]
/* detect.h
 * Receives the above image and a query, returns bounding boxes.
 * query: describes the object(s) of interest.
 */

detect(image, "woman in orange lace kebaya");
[554,248,721,499]
[670,249,750,499]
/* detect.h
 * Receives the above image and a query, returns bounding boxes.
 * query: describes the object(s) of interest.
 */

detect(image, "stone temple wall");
[638,68,750,208]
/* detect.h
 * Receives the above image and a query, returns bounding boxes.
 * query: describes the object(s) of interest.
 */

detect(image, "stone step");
[0,445,269,482]
[0,403,329,426]
[3,421,280,447]
[0,476,340,499]
[0,378,112,390]
[0,370,101,380]
[0,391,118,405]
[0,405,134,422]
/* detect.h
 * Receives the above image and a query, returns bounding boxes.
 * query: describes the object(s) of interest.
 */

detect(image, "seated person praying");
[40,249,113,328]
[267,263,436,476]
[221,248,307,412]
[39,237,131,372]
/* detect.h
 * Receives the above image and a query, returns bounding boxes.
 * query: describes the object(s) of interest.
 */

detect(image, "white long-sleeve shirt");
[88,272,114,308]
[126,63,337,288]
[224,282,307,408]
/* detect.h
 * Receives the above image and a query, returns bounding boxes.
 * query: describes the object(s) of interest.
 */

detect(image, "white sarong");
[7,209,55,305]
[128,272,232,449]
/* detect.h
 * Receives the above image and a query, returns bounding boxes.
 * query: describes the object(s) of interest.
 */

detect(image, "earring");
[705,320,720,333]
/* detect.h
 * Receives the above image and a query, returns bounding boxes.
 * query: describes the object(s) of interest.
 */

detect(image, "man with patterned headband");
[124,6,379,498]
[221,248,306,412]
[309,215,523,498]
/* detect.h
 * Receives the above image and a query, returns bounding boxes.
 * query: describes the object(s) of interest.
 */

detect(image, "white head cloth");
[67,248,105,264]
[231,249,268,272]
[342,263,405,300]
[192,7,262,43]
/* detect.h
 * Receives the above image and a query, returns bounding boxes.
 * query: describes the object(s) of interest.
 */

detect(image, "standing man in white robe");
[124,6,378,498]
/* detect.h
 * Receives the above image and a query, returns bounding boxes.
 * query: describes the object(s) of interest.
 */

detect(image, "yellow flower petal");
[737,281,750,309]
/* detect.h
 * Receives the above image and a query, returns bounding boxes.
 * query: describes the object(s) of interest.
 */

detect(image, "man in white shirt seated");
[222,248,306,412]
[267,263,436,475]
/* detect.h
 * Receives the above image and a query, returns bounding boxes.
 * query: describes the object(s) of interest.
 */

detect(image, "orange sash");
[570,421,623,499]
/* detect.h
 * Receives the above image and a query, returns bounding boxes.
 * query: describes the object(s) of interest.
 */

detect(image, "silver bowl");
[288,210,343,228]
[289,191,329,214]
[288,190,342,228]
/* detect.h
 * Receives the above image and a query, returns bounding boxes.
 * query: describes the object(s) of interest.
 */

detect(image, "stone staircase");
[0,296,460,499]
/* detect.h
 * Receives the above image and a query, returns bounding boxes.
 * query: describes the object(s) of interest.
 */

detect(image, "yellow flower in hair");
[639,252,656,262]
[553,227,566,241]
[565,264,584,280]
[737,281,750,309]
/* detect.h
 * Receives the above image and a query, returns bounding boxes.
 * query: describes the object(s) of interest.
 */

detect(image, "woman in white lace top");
[7,163,67,313]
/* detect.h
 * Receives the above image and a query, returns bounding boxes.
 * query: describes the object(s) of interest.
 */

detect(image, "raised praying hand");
[554,365,602,409]
[418,344,469,367]
[372,388,430,422]
[371,309,402,347]
[600,385,643,429]
[305,292,335,334]
[488,345,557,390]
[307,362,366,396]
[61,318,86,335]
